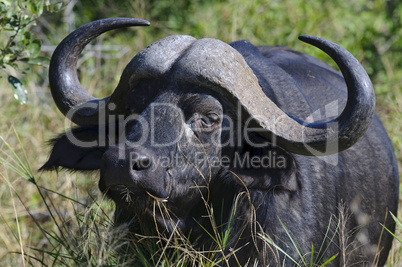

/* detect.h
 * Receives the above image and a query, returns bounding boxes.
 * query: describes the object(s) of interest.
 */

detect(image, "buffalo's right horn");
[49,18,150,125]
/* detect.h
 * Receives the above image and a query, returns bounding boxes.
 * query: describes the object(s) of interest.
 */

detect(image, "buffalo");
[41,18,399,266]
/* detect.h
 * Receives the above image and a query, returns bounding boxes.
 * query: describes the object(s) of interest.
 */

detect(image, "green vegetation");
[0,0,401,265]
[0,0,62,103]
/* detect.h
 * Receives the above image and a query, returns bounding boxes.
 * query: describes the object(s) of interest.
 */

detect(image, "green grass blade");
[390,212,402,230]
[316,216,332,260]
[310,243,314,266]
[381,212,402,244]
[316,216,340,264]
[382,224,402,244]
[37,186,86,205]
[194,220,218,244]
[278,217,306,265]
[258,233,299,265]
[320,253,338,266]
[13,127,34,178]
[221,200,237,250]
[0,134,34,181]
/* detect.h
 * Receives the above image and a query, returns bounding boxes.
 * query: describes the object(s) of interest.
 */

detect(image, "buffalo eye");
[189,113,220,132]
[200,113,219,127]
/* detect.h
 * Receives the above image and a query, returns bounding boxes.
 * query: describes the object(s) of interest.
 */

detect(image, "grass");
[0,136,395,266]
[0,0,401,266]
[0,137,250,266]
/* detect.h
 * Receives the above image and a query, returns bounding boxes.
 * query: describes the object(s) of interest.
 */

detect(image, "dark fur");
[42,42,399,266]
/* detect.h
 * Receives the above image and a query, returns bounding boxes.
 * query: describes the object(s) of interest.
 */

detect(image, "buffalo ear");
[229,145,298,192]
[40,126,105,171]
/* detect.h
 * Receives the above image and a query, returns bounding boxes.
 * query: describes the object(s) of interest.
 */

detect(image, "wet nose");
[131,152,152,171]
[101,146,168,199]
[101,147,153,185]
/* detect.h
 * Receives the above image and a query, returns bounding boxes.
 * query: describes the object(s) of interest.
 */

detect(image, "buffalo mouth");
[145,191,169,202]
[107,185,169,205]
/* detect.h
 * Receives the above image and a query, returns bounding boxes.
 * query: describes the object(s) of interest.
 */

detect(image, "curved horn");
[173,36,375,156]
[49,18,150,125]
[255,36,375,155]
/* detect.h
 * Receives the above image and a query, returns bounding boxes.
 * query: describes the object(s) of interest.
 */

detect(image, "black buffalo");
[41,18,399,266]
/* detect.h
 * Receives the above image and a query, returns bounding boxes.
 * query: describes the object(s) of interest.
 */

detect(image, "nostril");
[132,156,151,171]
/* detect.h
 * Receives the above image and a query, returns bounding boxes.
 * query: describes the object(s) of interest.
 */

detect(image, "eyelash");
[190,113,220,128]
[200,116,217,127]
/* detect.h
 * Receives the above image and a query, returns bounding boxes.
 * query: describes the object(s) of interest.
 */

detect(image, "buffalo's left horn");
[174,36,375,155]
[49,18,150,125]
[248,36,375,155]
